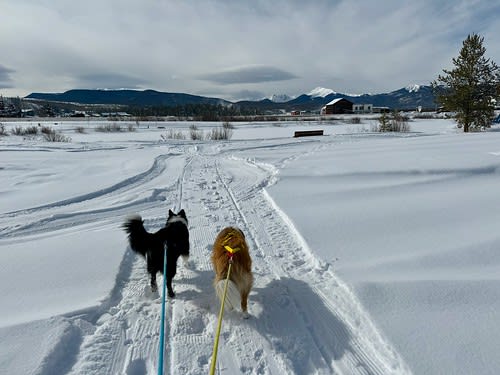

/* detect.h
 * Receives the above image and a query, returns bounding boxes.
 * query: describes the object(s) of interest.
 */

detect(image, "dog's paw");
[242,311,250,319]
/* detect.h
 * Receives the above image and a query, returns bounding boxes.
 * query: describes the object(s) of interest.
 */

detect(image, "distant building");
[321,98,353,114]
[71,111,86,117]
[373,106,391,113]
[21,108,35,117]
[101,112,131,117]
[352,103,373,114]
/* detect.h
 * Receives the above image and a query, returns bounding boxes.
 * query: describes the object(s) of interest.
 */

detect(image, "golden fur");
[211,227,253,314]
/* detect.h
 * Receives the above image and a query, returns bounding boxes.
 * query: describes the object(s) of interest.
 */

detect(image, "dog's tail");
[122,214,151,257]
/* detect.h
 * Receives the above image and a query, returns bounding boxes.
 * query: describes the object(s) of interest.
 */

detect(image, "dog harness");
[222,230,241,257]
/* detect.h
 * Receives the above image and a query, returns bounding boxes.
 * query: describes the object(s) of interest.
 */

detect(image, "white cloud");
[198,65,297,84]
[1,0,499,101]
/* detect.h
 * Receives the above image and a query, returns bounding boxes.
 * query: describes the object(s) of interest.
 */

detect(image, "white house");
[352,103,373,114]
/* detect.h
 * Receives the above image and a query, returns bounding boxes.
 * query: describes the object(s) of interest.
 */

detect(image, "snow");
[405,84,421,93]
[308,87,336,98]
[268,94,295,103]
[308,87,364,98]
[1,118,500,374]
[325,97,346,106]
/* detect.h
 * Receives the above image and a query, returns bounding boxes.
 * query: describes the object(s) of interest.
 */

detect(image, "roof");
[325,97,352,106]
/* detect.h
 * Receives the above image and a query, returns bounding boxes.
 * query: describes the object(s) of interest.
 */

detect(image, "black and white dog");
[123,209,189,297]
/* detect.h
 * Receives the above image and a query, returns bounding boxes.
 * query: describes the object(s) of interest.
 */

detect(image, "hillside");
[26,89,231,107]
[25,86,437,113]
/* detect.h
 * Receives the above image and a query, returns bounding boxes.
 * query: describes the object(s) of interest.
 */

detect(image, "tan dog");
[211,227,253,317]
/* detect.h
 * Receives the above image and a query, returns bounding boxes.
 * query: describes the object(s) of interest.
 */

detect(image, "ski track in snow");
[0,152,182,240]
[7,142,411,374]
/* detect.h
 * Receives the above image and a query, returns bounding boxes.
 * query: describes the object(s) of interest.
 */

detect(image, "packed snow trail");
[25,142,410,374]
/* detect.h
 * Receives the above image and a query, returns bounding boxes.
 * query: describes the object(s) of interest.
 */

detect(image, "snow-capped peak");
[308,87,336,98]
[406,84,421,93]
[268,93,294,103]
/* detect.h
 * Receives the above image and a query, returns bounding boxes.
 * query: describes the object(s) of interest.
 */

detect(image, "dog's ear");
[168,209,174,217]
[178,209,186,219]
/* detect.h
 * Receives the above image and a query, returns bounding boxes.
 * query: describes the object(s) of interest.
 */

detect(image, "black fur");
[122,209,190,297]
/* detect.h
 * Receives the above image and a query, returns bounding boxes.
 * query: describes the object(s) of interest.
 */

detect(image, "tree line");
[126,103,257,120]
[0,100,260,120]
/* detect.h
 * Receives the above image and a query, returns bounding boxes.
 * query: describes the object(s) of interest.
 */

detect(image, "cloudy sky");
[1,0,499,101]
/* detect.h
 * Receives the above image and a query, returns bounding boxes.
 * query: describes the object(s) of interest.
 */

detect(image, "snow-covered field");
[1,117,500,375]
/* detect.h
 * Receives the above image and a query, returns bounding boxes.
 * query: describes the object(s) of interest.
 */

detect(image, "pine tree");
[432,33,500,132]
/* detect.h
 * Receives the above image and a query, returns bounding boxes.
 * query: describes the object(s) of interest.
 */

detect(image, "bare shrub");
[96,123,122,132]
[0,123,7,136]
[75,126,86,133]
[25,126,39,135]
[11,126,23,135]
[43,128,71,142]
[11,126,39,135]
[161,129,186,141]
[377,112,411,132]
[349,117,362,124]
[392,112,411,132]
[127,123,136,132]
[40,126,53,134]
[207,126,232,140]
[207,122,233,140]
[189,125,204,140]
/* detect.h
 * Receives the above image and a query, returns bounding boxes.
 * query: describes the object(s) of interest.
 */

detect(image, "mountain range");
[26,85,437,113]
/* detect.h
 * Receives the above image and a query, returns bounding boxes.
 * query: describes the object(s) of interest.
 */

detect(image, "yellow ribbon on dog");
[224,245,240,254]
[222,229,241,255]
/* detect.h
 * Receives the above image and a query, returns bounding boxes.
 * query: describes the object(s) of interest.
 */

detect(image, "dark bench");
[293,130,324,137]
